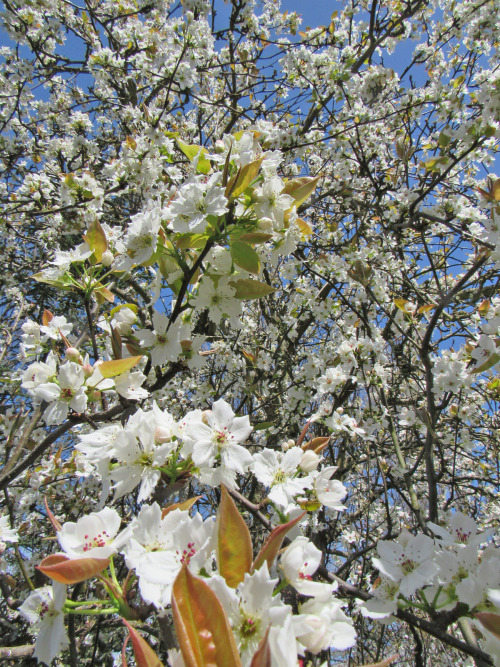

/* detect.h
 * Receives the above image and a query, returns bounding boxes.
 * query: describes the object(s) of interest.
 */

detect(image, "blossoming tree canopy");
[0,0,499,664]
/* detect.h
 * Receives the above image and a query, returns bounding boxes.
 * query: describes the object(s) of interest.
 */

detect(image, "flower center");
[83,531,110,552]
[176,542,196,564]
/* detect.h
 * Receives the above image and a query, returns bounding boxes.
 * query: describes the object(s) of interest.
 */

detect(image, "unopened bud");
[215,139,225,153]
[155,426,172,444]
[300,450,320,472]
[101,250,114,266]
[65,347,81,363]
[82,364,93,378]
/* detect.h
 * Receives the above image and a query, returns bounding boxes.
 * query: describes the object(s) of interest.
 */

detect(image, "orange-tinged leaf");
[492,178,500,201]
[98,356,143,378]
[301,436,329,452]
[417,304,435,314]
[125,136,137,150]
[84,219,108,263]
[122,620,163,667]
[42,309,54,326]
[37,554,109,584]
[162,496,201,519]
[44,497,62,532]
[226,156,264,199]
[297,499,322,511]
[250,627,271,667]
[252,513,306,572]
[476,612,500,640]
[217,486,252,588]
[94,284,115,304]
[172,565,242,667]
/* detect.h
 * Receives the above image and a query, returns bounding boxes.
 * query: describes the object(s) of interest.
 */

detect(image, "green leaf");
[216,485,253,588]
[231,279,275,300]
[172,565,242,667]
[252,512,306,572]
[98,356,143,378]
[230,241,261,274]
[176,139,211,175]
[32,272,74,290]
[438,131,451,148]
[175,233,209,249]
[472,352,500,374]
[84,219,108,263]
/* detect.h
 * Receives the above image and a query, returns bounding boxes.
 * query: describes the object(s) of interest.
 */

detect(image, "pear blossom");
[19,582,68,665]
[181,399,253,480]
[311,466,348,511]
[57,507,129,558]
[135,312,189,367]
[294,596,356,653]
[168,173,228,234]
[122,504,214,608]
[34,362,88,425]
[252,447,311,507]
[372,530,438,597]
[253,176,294,229]
[428,511,491,548]
[280,537,335,598]
[207,564,298,666]
[0,515,18,549]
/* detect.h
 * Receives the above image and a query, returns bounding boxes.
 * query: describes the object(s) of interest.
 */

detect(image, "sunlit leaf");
[226,156,264,199]
[472,352,500,374]
[237,232,273,244]
[217,485,253,588]
[172,565,242,667]
[230,241,261,274]
[84,219,107,262]
[282,175,320,208]
[98,356,143,378]
[231,279,275,300]
[176,139,211,175]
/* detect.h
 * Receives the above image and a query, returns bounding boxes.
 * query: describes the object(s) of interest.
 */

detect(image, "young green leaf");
[216,485,253,588]
[230,241,261,274]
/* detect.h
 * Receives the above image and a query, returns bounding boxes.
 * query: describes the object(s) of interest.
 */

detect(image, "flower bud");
[65,347,81,363]
[155,426,172,444]
[300,450,320,472]
[82,363,94,378]
[101,250,114,266]
[215,139,225,153]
